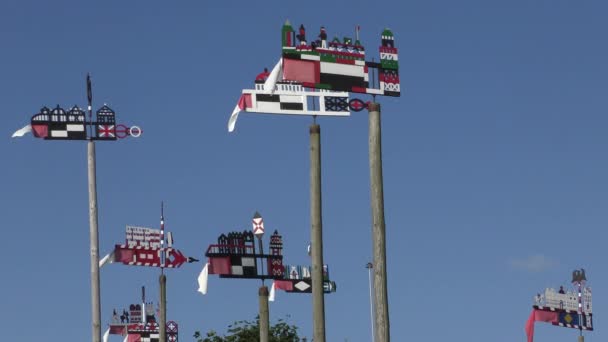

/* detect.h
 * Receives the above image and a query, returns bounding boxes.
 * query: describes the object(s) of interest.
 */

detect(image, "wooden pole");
[368,102,390,342]
[87,141,101,342]
[310,123,326,342]
[159,274,167,342]
[259,286,270,342]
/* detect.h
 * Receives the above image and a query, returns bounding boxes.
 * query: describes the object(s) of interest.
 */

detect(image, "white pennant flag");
[99,251,115,268]
[12,124,32,138]
[123,333,128,342]
[269,281,276,302]
[102,328,110,342]
[197,263,209,295]
[228,104,241,133]
[263,58,283,94]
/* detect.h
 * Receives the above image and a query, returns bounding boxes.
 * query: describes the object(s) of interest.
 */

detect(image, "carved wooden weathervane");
[100,207,196,270]
[204,229,284,280]
[12,74,141,140]
[105,287,179,342]
[197,212,337,296]
[525,268,593,342]
[272,263,337,296]
[228,21,400,132]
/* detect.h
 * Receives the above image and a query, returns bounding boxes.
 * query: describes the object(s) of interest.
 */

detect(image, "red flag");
[525,309,558,342]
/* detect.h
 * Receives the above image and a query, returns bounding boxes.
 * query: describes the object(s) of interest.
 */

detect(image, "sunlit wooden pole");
[368,102,390,342]
[259,285,270,342]
[159,274,167,342]
[310,123,326,342]
[87,140,102,342]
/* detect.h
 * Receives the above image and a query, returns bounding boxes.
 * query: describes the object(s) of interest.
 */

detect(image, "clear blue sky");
[2,0,607,341]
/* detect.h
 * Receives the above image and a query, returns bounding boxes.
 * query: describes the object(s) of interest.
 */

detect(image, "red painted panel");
[283,59,320,84]
[32,124,48,138]
[208,256,231,275]
[351,86,367,93]
[274,280,294,291]
[115,245,135,263]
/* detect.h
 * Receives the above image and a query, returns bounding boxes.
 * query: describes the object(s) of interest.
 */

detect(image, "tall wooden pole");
[368,102,390,342]
[159,274,167,342]
[259,286,270,342]
[310,123,326,342]
[87,141,102,342]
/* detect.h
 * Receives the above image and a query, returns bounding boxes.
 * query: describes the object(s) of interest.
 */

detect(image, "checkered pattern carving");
[230,256,257,277]
[324,96,349,112]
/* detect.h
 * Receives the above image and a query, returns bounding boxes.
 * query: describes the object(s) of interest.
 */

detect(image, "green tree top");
[194,316,303,342]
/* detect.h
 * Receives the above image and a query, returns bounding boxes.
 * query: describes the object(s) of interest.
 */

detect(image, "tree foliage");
[194,316,302,342]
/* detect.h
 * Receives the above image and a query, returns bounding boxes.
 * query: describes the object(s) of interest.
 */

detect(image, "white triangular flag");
[269,281,276,302]
[197,263,209,295]
[123,333,128,342]
[263,58,283,94]
[12,124,32,138]
[228,104,241,133]
[99,250,115,268]
[102,328,110,342]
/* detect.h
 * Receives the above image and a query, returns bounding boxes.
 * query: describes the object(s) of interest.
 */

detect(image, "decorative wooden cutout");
[280,22,400,96]
[29,104,141,140]
[204,213,337,295]
[108,289,179,341]
[111,225,190,269]
[275,264,336,294]
[227,21,403,131]
[15,76,141,140]
[205,229,284,280]
[531,268,593,331]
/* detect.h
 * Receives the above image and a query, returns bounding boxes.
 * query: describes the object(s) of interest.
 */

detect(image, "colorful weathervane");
[228,21,400,132]
[100,206,195,269]
[272,263,337,299]
[525,269,593,342]
[12,74,141,140]
[197,212,337,297]
[105,287,179,342]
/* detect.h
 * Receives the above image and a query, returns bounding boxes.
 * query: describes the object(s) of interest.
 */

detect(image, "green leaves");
[194,315,301,342]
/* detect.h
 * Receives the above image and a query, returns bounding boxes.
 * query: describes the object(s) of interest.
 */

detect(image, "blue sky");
[1,0,607,341]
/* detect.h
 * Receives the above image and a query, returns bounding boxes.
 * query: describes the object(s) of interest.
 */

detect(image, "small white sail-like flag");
[99,250,115,268]
[12,124,32,138]
[123,334,128,342]
[269,281,276,302]
[228,94,250,133]
[197,262,209,295]
[228,104,241,133]
[263,58,283,94]
[102,328,110,342]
